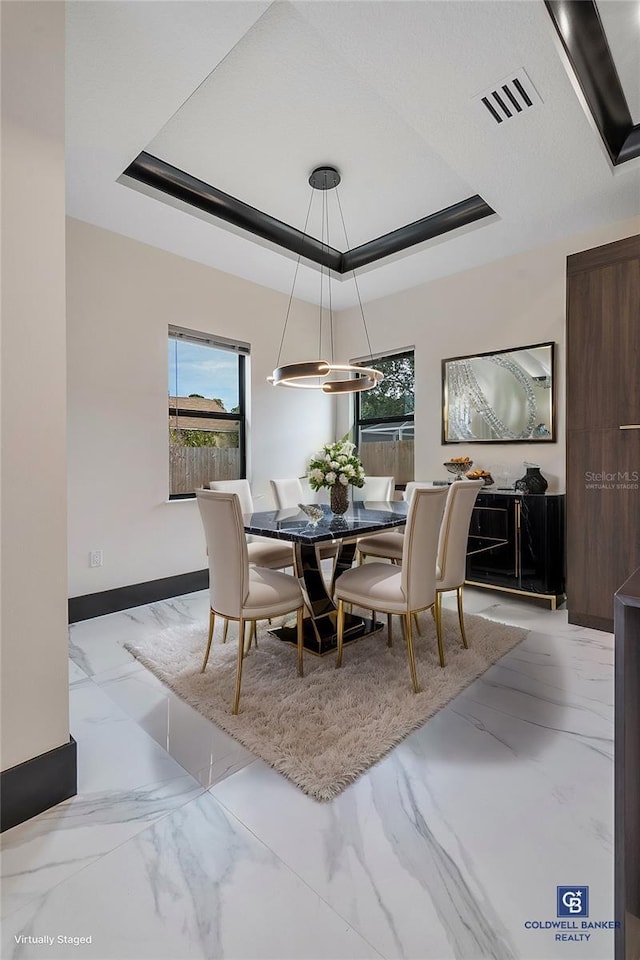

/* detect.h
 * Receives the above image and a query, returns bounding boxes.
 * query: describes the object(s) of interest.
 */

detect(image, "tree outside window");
[355,351,414,484]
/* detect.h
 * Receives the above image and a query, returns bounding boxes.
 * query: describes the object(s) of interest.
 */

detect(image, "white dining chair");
[270,477,339,561]
[352,479,483,664]
[270,477,305,510]
[356,481,446,561]
[334,486,448,691]
[196,489,304,715]
[209,479,294,647]
[209,479,293,571]
[403,481,436,501]
[357,475,395,502]
[354,475,397,562]
[434,479,484,655]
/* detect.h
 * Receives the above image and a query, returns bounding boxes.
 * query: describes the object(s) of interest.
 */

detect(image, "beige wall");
[67,213,640,600]
[66,219,332,597]
[1,2,69,770]
[336,215,640,491]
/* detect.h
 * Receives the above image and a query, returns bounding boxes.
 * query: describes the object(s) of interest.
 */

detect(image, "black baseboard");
[1,737,77,833]
[68,569,209,623]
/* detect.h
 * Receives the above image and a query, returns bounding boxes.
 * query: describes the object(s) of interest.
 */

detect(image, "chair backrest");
[196,489,249,619]
[400,487,448,611]
[270,478,305,510]
[359,475,395,501]
[208,478,254,515]
[403,481,434,502]
[437,479,484,589]
[303,478,329,504]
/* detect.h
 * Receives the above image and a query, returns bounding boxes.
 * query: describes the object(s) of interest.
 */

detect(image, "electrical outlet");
[89,549,103,568]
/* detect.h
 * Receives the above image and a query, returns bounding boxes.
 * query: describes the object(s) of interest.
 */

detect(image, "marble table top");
[244,500,408,544]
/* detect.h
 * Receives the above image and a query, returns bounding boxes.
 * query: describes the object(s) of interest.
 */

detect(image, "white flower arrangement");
[307,436,366,491]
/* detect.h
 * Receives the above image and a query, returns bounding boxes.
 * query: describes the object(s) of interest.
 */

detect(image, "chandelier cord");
[318,184,325,361]
[275,186,315,369]
[326,181,335,365]
[335,186,374,364]
[268,165,383,394]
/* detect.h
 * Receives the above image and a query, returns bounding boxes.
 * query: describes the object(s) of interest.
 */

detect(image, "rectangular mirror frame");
[442,341,556,444]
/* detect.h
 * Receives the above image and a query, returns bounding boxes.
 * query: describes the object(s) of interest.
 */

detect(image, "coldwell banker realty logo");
[557,886,589,918]
[523,885,620,944]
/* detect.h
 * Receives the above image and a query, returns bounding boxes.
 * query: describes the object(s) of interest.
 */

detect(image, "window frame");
[354,348,415,448]
[168,327,248,500]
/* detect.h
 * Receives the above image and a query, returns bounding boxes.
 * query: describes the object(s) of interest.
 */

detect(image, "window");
[168,326,248,498]
[354,350,415,484]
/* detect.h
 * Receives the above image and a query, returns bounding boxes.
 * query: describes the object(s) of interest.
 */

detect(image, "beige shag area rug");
[125,610,526,801]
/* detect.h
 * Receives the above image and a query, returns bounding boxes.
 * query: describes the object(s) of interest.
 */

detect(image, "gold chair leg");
[336,599,345,668]
[387,613,393,647]
[222,619,229,644]
[358,551,364,565]
[233,617,245,715]
[243,620,253,657]
[404,611,420,693]
[201,609,215,672]
[297,606,304,677]
[434,594,445,668]
[412,611,421,636]
[457,586,468,648]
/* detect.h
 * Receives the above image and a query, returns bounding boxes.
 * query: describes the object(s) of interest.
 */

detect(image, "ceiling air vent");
[474,69,542,124]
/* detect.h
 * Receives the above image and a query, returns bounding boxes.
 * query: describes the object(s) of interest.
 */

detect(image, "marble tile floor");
[1,588,615,960]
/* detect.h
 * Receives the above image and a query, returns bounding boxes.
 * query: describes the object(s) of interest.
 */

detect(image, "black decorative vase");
[330,483,349,515]
[515,466,548,494]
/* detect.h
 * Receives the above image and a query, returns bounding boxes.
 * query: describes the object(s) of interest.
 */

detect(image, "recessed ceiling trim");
[122,151,343,272]
[544,0,640,165]
[121,151,496,274]
[342,196,495,272]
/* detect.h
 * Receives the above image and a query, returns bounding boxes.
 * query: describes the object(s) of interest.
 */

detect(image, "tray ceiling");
[66,0,640,309]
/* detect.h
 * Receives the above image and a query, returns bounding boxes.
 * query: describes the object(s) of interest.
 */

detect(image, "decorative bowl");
[466,471,494,486]
[444,459,473,478]
[298,503,324,525]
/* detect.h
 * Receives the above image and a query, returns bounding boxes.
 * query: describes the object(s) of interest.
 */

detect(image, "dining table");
[244,499,409,655]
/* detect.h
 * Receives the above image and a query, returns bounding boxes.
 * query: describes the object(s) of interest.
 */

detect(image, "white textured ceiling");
[147,2,473,247]
[66,0,640,309]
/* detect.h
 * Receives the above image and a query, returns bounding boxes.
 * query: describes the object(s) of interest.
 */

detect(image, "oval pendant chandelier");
[267,166,383,394]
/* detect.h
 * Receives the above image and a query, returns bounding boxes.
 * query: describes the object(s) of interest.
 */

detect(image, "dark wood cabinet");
[567,235,640,632]
[465,491,565,606]
[614,569,640,960]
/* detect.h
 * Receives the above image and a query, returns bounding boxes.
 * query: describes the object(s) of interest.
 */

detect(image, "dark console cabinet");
[465,491,565,607]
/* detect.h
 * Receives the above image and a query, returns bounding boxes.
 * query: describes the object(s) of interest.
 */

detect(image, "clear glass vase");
[330,483,349,515]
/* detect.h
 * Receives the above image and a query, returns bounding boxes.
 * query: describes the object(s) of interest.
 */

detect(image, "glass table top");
[244,500,408,544]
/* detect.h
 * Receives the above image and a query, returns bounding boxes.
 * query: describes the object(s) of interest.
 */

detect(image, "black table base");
[243,502,409,657]
[269,611,383,657]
